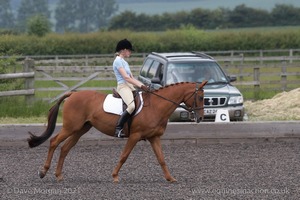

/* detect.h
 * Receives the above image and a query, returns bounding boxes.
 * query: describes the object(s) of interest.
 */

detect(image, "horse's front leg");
[112,134,140,183]
[148,136,177,182]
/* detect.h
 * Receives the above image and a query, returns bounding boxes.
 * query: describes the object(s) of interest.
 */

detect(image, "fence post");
[259,50,263,65]
[281,61,287,91]
[23,58,35,104]
[85,55,89,66]
[230,50,234,64]
[240,53,244,65]
[253,67,260,99]
[238,65,243,82]
[55,55,58,67]
[289,49,293,64]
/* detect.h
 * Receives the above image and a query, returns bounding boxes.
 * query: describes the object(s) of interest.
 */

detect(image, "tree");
[228,4,270,28]
[271,4,300,26]
[16,0,50,32]
[109,11,139,30]
[0,0,15,29]
[108,3,300,31]
[188,8,213,29]
[55,0,77,32]
[27,14,51,37]
[55,0,118,33]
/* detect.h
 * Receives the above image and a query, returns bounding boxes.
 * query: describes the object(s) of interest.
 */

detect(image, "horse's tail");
[27,92,73,148]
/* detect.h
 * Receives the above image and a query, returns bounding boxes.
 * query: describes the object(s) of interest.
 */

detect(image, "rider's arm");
[118,67,144,88]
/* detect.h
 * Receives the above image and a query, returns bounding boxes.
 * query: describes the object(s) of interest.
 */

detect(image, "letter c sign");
[220,113,227,121]
[215,110,230,122]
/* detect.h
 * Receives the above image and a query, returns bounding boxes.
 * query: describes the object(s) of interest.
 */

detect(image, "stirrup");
[115,129,125,138]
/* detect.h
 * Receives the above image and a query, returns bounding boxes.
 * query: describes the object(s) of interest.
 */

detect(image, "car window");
[166,61,228,85]
[195,62,228,83]
[140,59,153,77]
[148,60,160,79]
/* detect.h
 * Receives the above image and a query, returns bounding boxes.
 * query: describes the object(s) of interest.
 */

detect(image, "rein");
[146,83,204,112]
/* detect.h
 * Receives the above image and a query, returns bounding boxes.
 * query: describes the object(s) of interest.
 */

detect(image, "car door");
[138,58,153,85]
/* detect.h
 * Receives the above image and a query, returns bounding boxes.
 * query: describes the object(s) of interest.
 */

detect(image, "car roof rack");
[151,52,166,59]
[151,52,214,60]
[191,51,214,59]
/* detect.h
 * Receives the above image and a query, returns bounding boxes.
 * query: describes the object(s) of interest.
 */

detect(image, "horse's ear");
[199,80,208,88]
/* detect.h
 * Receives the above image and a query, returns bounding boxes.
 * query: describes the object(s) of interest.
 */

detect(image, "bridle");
[181,82,204,123]
[146,82,204,122]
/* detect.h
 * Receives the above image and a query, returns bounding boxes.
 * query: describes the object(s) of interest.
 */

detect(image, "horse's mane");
[152,82,191,93]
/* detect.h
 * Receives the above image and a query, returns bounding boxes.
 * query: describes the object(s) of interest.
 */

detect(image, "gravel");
[1,140,300,200]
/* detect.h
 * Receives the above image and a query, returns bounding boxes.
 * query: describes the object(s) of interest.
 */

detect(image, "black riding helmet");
[115,39,134,52]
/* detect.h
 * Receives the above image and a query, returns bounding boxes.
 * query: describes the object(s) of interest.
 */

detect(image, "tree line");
[0,0,118,35]
[0,0,300,35]
[109,4,300,31]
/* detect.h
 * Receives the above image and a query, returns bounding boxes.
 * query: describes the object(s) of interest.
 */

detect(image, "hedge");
[0,28,300,55]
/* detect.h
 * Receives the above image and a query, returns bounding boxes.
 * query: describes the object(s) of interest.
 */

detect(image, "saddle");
[111,88,141,116]
[103,89,143,136]
[104,88,144,114]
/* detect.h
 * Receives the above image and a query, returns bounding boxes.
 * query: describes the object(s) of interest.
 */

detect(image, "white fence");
[1,49,300,103]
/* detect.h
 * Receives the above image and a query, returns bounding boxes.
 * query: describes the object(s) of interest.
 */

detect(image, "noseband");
[179,82,203,110]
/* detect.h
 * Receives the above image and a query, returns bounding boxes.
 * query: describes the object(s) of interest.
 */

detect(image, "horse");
[27,81,207,183]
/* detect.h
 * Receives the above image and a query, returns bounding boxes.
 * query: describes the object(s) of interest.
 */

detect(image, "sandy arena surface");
[1,140,300,200]
[1,89,300,199]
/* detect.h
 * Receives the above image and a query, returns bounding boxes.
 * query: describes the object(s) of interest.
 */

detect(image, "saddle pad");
[103,94,123,115]
[103,92,144,116]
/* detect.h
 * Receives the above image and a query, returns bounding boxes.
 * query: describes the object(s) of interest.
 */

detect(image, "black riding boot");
[115,111,131,138]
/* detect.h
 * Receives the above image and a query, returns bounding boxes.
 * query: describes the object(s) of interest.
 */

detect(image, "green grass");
[34,79,116,99]
[0,96,50,118]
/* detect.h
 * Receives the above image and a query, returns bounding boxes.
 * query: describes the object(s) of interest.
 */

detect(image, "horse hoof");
[56,175,64,182]
[167,177,177,183]
[113,177,119,183]
[113,179,119,183]
[170,179,177,183]
[38,170,45,179]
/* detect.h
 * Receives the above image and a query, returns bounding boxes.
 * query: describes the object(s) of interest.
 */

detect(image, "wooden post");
[281,61,287,91]
[238,64,243,82]
[253,67,260,99]
[289,49,293,64]
[259,50,263,65]
[240,53,244,65]
[230,50,234,64]
[23,58,35,104]
[55,55,58,67]
[85,55,89,66]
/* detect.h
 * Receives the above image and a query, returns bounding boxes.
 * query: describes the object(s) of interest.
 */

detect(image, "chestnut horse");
[28,81,207,183]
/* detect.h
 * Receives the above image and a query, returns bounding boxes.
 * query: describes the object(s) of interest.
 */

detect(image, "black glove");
[141,85,150,92]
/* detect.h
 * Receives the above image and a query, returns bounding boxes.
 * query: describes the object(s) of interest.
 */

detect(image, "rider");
[113,39,148,138]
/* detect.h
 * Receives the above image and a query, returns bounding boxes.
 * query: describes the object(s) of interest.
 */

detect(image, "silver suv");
[138,52,244,121]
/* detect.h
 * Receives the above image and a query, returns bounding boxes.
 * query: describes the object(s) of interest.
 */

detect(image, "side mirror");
[151,77,161,84]
[228,76,237,82]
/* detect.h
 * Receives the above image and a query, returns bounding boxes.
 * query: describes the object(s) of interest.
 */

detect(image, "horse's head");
[183,81,207,123]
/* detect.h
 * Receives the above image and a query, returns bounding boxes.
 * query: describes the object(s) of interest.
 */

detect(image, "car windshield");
[166,61,228,85]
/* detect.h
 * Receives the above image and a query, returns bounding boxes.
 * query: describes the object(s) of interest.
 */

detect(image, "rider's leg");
[115,84,135,138]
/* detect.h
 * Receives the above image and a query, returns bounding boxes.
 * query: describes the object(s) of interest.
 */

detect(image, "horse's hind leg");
[55,123,91,181]
[148,136,177,182]
[38,128,73,179]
